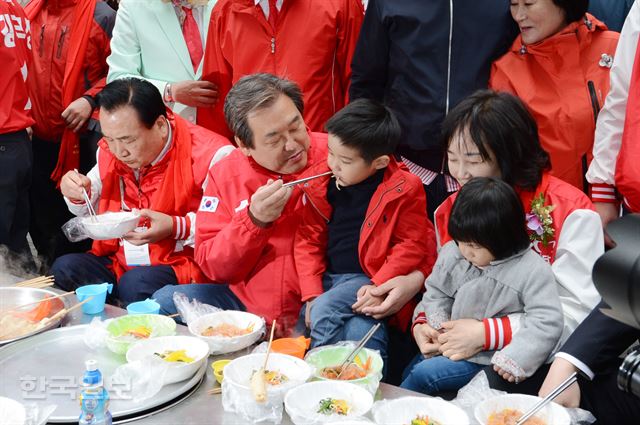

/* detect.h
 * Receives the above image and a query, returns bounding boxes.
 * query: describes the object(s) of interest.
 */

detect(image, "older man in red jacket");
[51,78,233,305]
[197,0,363,138]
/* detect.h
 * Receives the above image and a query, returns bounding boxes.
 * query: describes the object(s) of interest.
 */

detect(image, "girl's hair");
[449,177,530,260]
[442,90,551,191]
[552,0,589,24]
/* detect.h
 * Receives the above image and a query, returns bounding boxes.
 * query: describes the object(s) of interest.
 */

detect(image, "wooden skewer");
[4,291,75,313]
[207,387,222,395]
[14,275,54,287]
[42,296,94,325]
[166,313,180,318]
[262,319,277,371]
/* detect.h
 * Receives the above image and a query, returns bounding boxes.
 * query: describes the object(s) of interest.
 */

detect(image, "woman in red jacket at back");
[490,0,618,192]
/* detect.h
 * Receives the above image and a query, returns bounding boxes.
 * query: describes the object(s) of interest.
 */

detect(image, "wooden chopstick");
[262,319,277,371]
[42,296,94,325]
[207,387,222,395]
[14,275,54,287]
[5,291,75,313]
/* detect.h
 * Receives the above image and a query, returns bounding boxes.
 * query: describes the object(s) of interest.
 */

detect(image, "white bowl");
[0,396,25,425]
[372,396,469,425]
[285,381,374,425]
[126,336,209,385]
[188,310,265,355]
[82,211,140,240]
[474,394,570,425]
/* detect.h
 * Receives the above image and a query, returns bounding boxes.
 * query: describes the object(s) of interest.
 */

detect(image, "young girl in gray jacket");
[401,177,563,395]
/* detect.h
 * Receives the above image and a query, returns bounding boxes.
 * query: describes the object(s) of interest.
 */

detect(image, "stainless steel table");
[59,305,423,424]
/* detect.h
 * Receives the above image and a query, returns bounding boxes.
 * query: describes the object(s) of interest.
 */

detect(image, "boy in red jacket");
[295,99,436,359]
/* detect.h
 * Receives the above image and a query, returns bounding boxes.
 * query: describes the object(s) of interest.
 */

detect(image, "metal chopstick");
[335,323,381,379]
[515,371,578,425]
[74,168,98,223]
[282,171,333,188]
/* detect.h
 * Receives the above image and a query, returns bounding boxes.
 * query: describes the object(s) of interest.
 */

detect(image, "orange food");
[201,323,254,337]
[12,296,53,322]
[488,409,546,425]
[320,362,369,380]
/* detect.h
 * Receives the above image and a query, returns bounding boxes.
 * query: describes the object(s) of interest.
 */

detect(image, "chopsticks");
[74,168,97,222]
[515,372,578,425]
[262,319,277,370]
[207,387,222,395]
[336,322,381,379]
[41,296,94,325]
[5,291,75,313]
[14,275,55,288]
[282,171,333,188]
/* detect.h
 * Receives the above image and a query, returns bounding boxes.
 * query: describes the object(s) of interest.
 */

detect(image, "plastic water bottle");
[79,360,112,425]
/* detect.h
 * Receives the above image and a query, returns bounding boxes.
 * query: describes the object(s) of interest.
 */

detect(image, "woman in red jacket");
[490,0,618,191]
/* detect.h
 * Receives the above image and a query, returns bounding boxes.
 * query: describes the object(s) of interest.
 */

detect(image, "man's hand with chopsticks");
[61,170,92,203]
[248,179,293,227]
[538,357,581,408]
[123,209,173,245]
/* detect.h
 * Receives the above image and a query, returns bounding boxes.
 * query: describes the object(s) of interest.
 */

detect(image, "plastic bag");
[23,402,56,425]
[453,372,596,425]
[111,358,168,403]
[172,291,223,325]
[304,341,384,396]
[62,210,140,242]
[222,378,287,424]
[62,217,90,242]
[83,317,110,350]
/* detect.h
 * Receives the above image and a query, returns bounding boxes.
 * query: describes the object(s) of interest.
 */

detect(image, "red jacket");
[197,0,363,138]
[194,132,328,334]
[90,113,231,284]
[295,158,437,331]
[26,0,114,142]
[0,0,35,134]
[490,15,618,190]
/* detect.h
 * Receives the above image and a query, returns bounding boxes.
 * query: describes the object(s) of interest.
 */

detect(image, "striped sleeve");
[483,317,512,350]
[172,215,192,240]
[590,183,619,204]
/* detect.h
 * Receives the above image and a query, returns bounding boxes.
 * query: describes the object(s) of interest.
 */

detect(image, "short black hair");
[325,99,400,163]
[442,90,551,191]
[449,177,530,260]
[224,73,304,149]
[97,78,167,129]
[553,0,588,23]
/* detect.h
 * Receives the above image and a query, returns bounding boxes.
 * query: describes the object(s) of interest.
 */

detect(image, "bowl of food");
[222,353,312,422]
[106,314,176,355]
[304,344,383,395]
[0,287,67,345]
[82,211,140,240]
[126,335,209,385]
[285,380,374,425]
[211,359,232,384]
[474,394,570,425]
[188,310,265,355]
[371,396,469,425]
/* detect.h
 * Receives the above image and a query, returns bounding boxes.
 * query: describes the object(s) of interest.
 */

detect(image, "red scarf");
[91,112,207,283]
[615,37,640,212]
[25,0,96,185]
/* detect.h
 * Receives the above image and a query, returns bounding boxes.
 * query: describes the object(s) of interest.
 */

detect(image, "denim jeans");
[309,273,388,361]
[400,354,484,395]
[152,283,245,320]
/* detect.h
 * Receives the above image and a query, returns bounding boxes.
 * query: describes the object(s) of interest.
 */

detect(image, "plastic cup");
[75,283,113,314]
[126,299,161,315]
[271,336,310,359]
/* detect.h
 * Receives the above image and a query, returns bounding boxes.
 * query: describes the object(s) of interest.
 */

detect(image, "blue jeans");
[400,354,484,395]
[309,273,388,361]
[51,253,177,306]
[152,283,245,319]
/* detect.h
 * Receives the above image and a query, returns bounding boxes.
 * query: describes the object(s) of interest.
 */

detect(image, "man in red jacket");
[0,0,35,265]
[51,78,233,305]
[196,0,363,138]
[24,0,115,269]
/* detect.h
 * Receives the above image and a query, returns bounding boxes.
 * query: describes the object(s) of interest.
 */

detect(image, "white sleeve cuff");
[555,352,595,380]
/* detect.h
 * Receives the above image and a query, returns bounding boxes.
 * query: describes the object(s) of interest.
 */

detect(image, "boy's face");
[458,241,495,268]
[327,135,388,187]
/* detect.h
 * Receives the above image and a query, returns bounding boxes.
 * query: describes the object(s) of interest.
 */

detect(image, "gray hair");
[224,73,304,148]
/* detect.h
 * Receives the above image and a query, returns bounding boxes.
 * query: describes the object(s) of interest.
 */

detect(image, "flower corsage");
[526,193,555,246]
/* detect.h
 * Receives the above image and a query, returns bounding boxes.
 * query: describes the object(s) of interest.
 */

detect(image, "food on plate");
[154,349,195,363]
[250,367,267,402]
[263,369,288,385]
[0,298,56,340]
[320,356,372,380]
[408,415,442,425]
[201,323,254,337]
[488,409,546,425]
[115,325,152,341]
[317,397,350,415]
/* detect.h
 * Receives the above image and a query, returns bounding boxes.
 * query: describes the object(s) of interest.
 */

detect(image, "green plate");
[106,314,176,355]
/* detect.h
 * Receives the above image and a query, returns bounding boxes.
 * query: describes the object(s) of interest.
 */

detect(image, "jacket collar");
[488,246,531,267]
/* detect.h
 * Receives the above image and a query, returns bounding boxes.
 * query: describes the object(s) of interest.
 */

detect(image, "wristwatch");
[164,83,175,103]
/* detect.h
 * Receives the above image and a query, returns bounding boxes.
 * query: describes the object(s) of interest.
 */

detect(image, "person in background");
[349,0,518,221]
[24,0,116,269]
[107,0,218,125]
[0,0,35,266]
[490,0,619,192]
[295,99,436,363]
[587,1,640,235]
[197,0,363,138]
[434,90,602,394]
[402,177,562,395]
[51,78,232,305]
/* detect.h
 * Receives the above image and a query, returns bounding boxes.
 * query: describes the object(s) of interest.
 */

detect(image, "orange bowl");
[270,336,310,359]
